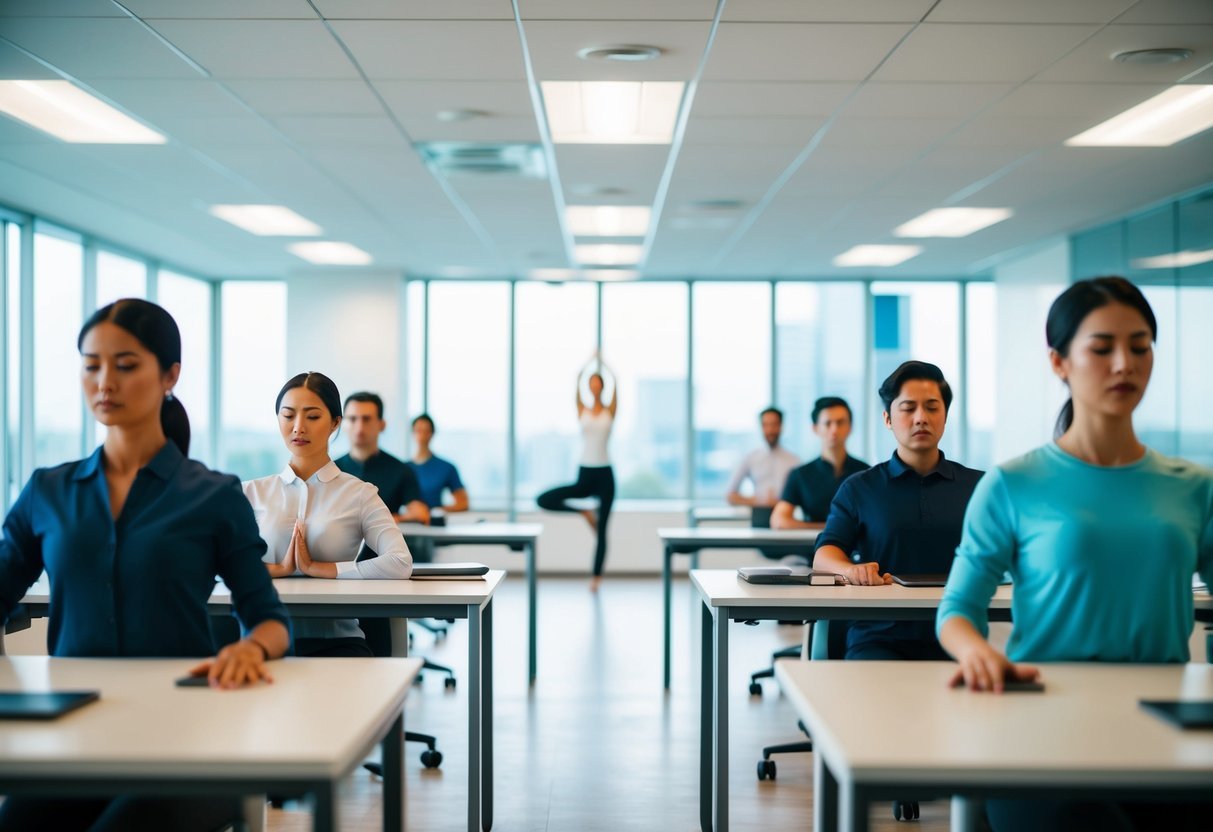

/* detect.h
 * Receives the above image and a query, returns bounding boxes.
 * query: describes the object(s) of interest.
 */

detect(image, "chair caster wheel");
[444,677,456,690]
[362,762,383,778]
[420,749,443,768]
[892,800,920,821]
[748,681,763,696]
[412,673,424,686]
[756,759,776,781]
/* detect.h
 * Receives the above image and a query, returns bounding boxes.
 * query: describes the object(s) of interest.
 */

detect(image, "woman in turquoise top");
[937,277,1213,832]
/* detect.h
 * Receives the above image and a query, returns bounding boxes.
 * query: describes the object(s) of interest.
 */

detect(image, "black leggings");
[537,465,615,576]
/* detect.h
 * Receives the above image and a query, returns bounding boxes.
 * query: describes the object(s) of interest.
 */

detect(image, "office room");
[1,1,1212,831]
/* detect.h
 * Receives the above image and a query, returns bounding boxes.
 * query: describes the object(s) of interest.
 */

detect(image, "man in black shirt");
[772,396,868,529]
[334,392,430,526]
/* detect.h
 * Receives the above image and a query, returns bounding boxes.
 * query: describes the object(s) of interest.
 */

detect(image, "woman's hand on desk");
[292,521,338,578]
[949,640,1039,694]
[188,638,274,689]
[844,562,892,586]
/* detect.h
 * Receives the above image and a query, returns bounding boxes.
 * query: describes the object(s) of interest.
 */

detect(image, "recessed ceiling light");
[0,80,165,144]
[582,269,639,282]
[577,45,664,63]
[894,207,1012,238]
[566,206,651,237]
[288,241,373,265]
[1065,85,1213,147]
[436,108,489,123]
[541,81,684,144]
[832,245,922,267]
[574,243,644,266]
[529,268,580,281]
[1112,48,1192,65]
[209,205,322,236]
[1131,249,1213,269]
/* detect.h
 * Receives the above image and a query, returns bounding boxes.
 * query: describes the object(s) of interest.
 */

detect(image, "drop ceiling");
[0,0,1211,280]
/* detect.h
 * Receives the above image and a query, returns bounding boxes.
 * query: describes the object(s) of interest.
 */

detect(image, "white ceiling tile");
[0,1,125,17]
[1035,24,1213,83]
[0,39,59,80]
[156,115,286,146]
[842,82,1014,118]
[723,1,935,23]
[703,23,914,81]
[523,1,717,20]
[927,0,1136,24]
[124,1,317,18]
[0,18,198,79]
[314,0,515,19]
[330,20,526,80]
[151,20,358,79]
[89,79,247,119]
[402,115,541,143]
[1117,0,1213,25]
[524,21,711,81]
[555,145,669,203]
[682,116,825,145]
[692,81,856,116]
[819,116,966,149]
[375,80,535,117]
[226,80,383,116]
[271,115,407,147]
[872,23,1099,83]
[669,143,804,194]
[985,82,1172,120]
[0,114,57,145]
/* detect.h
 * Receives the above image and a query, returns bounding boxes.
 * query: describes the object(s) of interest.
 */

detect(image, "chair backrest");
[809,620,853,660]
[750,506,773,528]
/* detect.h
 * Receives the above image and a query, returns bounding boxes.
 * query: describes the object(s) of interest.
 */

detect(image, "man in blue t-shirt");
[772,396,869,529]
[813,361,984,660]
[407,414,470,515]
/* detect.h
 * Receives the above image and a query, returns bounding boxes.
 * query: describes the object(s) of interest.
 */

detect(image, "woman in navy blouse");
[0,299,290,831]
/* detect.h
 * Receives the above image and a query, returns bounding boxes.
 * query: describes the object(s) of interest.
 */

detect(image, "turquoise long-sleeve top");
[937,443,1213,663]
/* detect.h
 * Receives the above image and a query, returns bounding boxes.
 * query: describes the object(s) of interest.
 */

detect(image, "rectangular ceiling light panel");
[832,244,922,267]
[0,80,165,144]
[1065,85,1213,147]
[541,81,684,144]
[288,241,373,265]
[566,205,652,237]
[210,205,322,236]
[894,207,1012,238]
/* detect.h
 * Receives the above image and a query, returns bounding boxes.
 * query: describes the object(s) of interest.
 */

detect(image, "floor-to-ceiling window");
[33,229,84,467]
[95,249,147,308]
[220,281,286,480]
[159,270,214,465]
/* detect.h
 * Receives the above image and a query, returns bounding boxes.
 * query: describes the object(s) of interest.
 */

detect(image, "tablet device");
[1139,700,1213,729]
[0,691,100,720]
[738,566,811,585]
[410,563,489,580]
[891,573,949,587]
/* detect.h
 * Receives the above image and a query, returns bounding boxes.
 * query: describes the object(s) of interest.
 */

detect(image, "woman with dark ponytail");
[937,278,1213,832]
[0,299,291,831]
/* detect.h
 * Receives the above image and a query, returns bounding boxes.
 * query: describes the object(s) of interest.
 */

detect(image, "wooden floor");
[267,576,953,831]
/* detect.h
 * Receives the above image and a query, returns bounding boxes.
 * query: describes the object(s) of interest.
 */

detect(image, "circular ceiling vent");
[577,44,664,62]
[1112,48,1193,65]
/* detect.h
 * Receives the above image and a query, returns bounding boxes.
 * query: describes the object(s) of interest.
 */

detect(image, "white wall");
[285,271,410,458]
[992,239,1072,463]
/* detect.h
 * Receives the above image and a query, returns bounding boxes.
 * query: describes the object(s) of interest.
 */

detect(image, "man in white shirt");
[725,407,801,507]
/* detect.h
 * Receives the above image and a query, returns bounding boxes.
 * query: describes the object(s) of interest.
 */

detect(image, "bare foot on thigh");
[580,509,597,532]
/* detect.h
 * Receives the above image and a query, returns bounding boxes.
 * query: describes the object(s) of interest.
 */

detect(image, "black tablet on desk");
[0,691,100,720]
[1139,700,1213,729]
[891,573,949,587]
[410,563,489,580]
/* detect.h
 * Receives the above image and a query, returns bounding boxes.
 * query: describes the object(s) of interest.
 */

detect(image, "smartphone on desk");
[175,675,211,688]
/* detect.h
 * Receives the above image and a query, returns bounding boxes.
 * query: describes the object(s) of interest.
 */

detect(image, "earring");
[166,390,175,402]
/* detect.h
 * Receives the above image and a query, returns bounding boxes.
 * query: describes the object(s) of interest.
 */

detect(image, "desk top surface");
[775,660,1213,788]
[690,569,1013,609]
[397,522,542,541]
[0,656,420,780]
[22,571,506,608]
[658,527,820,545]
[689,506,751,522]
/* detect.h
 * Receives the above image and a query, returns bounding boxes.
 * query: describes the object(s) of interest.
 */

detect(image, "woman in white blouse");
[243,371,412,657]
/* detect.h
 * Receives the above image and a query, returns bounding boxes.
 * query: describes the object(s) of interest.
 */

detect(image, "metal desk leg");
[814,750,839,832]
[526,542,537,685]
[712,605,729,832]
[951,797,981,832]
[699,599,713,831]
[382,712,404,832]
[483,598,494,831]
[390,618,409,658]
[691,551,700,571]
[840,781,870,832]
[467,602,482,832]
[663,543,673,689]
[311,781,337,832]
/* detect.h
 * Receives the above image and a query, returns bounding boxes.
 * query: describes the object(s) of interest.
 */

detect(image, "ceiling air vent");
[417,142,547,178]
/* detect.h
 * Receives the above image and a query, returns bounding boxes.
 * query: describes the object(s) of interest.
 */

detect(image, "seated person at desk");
[813,361,983,660]
[243,372,412,658]
[335,391,430,525]
[725,407,800,512]
[772,396,869,529]
[408,413,469,516]
[0,299,290,832]
[938,278,1213,832]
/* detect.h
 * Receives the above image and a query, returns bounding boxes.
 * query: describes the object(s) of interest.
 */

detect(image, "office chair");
[746,505,813,696]
[755,620,922,823]
[359,617,446,770]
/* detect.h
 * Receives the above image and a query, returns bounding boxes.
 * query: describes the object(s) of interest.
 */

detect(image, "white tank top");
[579,409,613,468]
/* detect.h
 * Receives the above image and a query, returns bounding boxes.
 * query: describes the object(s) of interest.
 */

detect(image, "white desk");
[688,506,751,526]
[657,528,820,689]
[775,660,1213,832]
[0,655,420,832]
[691,569,1013,832]
[19,572,503,832]
[400,522,542,684]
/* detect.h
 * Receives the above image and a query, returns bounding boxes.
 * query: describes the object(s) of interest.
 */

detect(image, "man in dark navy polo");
[813,361,984,660]
[334,392,430,527]
[771,396,869,530]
